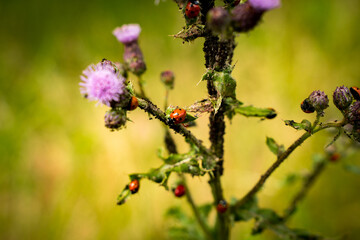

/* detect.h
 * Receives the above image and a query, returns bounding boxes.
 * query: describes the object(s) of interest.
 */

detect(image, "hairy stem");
[203,34,235,240]
[234,118,346,209]
[137,98,215,159]
[282,160,327,220]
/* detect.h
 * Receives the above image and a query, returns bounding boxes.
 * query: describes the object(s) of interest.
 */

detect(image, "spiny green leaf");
[266,137,285,156]
[344,164,360,175]
[234,106,277,119]
[284,119,312,131]
[116,186,131,205]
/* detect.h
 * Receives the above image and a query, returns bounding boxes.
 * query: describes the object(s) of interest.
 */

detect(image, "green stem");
[234,118,346,209]
[282,160,327,220]
[137,76,147,99]
[181,175,214,240]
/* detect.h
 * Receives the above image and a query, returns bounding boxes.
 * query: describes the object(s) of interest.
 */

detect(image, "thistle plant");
[79,1,360,239]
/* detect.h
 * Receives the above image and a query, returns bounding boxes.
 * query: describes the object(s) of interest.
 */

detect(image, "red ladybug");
[129,179,139,194]
[185,1,201,19]
[128,96,139,111]
[174,184,186,197]
[216,200,228,213]
[300,98,315,113]
[330,153,341,162]
[350,86,360,101]
[170,108,187,124]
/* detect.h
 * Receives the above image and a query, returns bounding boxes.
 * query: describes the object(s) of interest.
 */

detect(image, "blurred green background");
[1,0,360,239]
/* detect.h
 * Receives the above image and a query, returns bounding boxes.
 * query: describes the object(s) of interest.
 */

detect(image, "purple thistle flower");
[249,0,281,11]
[113,24,141,44]
[80,61,125,106]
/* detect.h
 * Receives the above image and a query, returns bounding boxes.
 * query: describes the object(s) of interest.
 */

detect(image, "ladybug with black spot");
[129,179,140,194]
[350,86,360,101]
[185,0,201,19]
[170,108,187,124]
[300,98,315,113]
[216,200,228,213]
[127,96,139,111]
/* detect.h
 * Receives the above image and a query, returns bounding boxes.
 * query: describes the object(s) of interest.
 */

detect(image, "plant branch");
[282,160,327,221]
[137,97,214,158]
[234,118,347,209]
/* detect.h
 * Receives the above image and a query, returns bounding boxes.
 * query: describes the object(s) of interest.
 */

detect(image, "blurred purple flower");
[249,0,280,11]
[80,61,125,106]
[113,24,141,44]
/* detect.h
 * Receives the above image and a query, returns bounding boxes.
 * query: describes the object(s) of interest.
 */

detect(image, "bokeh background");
[1,0,360,239]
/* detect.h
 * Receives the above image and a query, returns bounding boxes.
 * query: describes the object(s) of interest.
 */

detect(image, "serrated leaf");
[198,203,213,220]
[117,186,131,205]
[266,137,285,156]
[233,197,259,222]
[284,119,312,131]
[344,164,360,175]
[235,106,277,119]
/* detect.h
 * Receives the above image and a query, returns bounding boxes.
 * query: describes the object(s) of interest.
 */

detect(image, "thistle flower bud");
[104,109,127,130]
[308,90,329,112]
[160,70,175,89]
[231,0,280,33]
[207,7,231,36]
[113,24,147,76]
[333,86,353,111]
[347,101,360,125]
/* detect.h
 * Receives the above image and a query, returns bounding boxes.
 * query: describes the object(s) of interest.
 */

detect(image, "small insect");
[185,1,201,19]
[216,200,228,213]
[174,184,186,197]
[300,98,315,113]
[350,86,360,101]
[128,96,139,111]
[129,179,140,194]
[170,108,187,124]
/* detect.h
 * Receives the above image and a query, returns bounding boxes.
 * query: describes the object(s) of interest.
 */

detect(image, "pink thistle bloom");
[80,61,125,106]
[249,0,281,11]
[113,24,141,44]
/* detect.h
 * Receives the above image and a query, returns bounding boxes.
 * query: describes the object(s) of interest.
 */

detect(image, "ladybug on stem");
[185,0,201,19]
[129,179,140,194]
[127,96,139,111]
[350,86,360,101]
[216,200,228,213]
[170,108,187,124]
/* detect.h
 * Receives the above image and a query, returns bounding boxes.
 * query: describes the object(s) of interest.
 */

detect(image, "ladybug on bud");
[170,108,187,124]
[127,96,139,111]
[216,200,228,213]
[185,0,201,19]
[350,86,360,101]
[129,179,140,194]
[300,98,315,113]
[174,184,186,197]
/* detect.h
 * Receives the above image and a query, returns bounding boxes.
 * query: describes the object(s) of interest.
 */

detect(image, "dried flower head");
[249,0,281,11]
[80,61,125,106]
[333,86,353,111]
[308,90,329,112]
[113,24,141,44]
